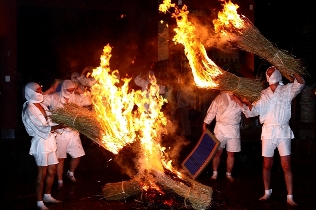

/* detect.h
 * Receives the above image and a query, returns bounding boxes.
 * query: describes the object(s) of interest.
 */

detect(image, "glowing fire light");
[159,3,222,88]
[91,45,136,154]
[158,0,175,13]
[90,44,180,179]
[213,0,244,34]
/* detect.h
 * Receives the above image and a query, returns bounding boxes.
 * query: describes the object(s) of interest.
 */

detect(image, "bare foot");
[287,198,298,206]
[226,175,236,182]
[259,194,271,201]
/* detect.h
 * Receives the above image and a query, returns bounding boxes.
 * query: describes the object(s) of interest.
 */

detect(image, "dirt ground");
[1,124,315,210]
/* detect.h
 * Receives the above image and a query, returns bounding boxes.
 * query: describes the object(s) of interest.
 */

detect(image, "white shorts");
[217,135,241,152]
[33,151,59,166]
[56,132,85,159]
[262,138,291,157]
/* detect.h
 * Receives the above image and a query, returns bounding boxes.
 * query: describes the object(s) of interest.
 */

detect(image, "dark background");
[254,0,316,84]
[16,0,316,88]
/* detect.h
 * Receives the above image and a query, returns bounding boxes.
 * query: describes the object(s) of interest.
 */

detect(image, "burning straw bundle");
[50,103,104,145]
[214,7,306,81]
[170,6,264,103]
[214,70,263,103]
[102,170,212,210]
[153,171,212,210]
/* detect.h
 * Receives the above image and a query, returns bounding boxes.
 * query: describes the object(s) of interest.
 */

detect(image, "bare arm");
[230,94,253,110]
[51,124,66,131]
[293,73,305,84]
[202,122,208,133]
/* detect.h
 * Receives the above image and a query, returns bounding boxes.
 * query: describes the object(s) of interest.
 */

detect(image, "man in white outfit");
[43,80,92,188]
[22,82,65,210]
[239,67,304,206]
[202,91,243,182]
[134,70,167,112]
[134,70,167,94]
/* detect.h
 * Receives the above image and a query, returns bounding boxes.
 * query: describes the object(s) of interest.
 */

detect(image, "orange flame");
[213,0,244,34]
[158,0,175,13]
[90,44,180,179]
[91,45,136,154]
[159,4,222,88]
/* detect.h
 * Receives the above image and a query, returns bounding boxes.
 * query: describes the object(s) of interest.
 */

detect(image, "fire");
[213,0,244,34]
[90,44,180,178]
[159,3,222,88]
[158,0,175,13]
[91,45,136,154]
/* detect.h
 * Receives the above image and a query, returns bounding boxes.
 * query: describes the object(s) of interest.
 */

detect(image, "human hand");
[293,73,305,84]
[202,123,207,133]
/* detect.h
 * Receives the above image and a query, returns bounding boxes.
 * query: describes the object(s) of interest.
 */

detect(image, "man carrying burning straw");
[213,0,306,82]
[159,0,264,103]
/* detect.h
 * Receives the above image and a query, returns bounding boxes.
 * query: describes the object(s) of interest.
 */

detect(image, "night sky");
[17,4,129,89]
[16,0,316,88]
[254,0,316,84]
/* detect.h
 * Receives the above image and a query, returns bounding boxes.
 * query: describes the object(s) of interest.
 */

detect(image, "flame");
[91,46,136,154]
[158,0,175,13]
[90,44,180,180]
[159,4,222,88]
[213,0,244,34]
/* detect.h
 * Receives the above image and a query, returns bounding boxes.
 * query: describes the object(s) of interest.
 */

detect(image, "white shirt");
[243,79,304,140]
[43,91,91,109]
[134,75,166,94]
[204,92,242,138]
[22,102,57,155]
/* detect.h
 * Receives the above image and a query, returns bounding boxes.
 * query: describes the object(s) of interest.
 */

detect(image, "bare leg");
[259,157,273,201]
[262,157,273,190]
[212,148,223,172]
[211,148,223,179]
[280,155,297,206]
[226,151,236,181]
[36,166,47,201]
[44,164,57,194]
[66,157,81,183]
[42,164,61,203]
[57,158,65,181]
[69,157,81,173]
[226,151,235,173]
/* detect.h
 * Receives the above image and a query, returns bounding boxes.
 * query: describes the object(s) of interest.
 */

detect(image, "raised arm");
[293,73,305,84]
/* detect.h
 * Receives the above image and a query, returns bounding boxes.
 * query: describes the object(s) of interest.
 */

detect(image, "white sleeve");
[289,79,305,100]
[22,104,51,139]
[72,92,92,106]
[134,75,149,91]
[204,100,217,124]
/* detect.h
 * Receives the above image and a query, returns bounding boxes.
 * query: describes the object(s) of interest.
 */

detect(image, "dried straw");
[153,170,212,210]
[183,39,263,103]
[214,71,264,102]
[172,10,264,103]
[102,178,142,200]
[228,16,306,81]
[101,171,212,210]
[50,103,104,145]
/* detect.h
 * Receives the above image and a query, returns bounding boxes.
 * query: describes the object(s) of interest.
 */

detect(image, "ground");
[1,124,315,210]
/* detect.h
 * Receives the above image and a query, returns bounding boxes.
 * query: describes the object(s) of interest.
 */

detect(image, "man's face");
[266,67,276,77]
[35,86,43,94]
[66,88,76,94]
